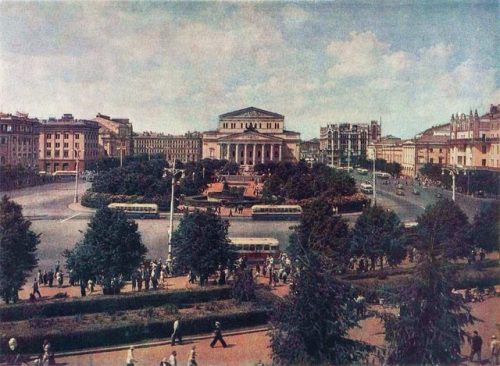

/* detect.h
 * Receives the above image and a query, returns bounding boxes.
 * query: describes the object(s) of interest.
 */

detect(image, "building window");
[64,143,69,148]
[439,148,443,153]
[75,134,79,139]
[55,142,60,148]
[46,133,52,139]
[46,142,51,148]
[75,143,79,149]
[46,151,51,157]
[55,133,60,139]
[482,159,486,167]
[55,150,60,157]
[64,133,69,139]
[481,145,487,154]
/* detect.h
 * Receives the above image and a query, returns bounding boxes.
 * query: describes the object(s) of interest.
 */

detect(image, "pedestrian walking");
[131,271,137,291]
[88,279,95,293]
[47,270,54,287]
[6,338,22,365]
[228,209,233,217]
[491,335,499,365]
[210,321,227,348]
[56,271,63,288]
[171,319,182,345]
[42,339,55,365]
[42,270,48,286]
[32,277,42,298]
[187,345,197,366]
[137,271,143,291]
[80,279,86,297]
[126,346,138,366]
[168,350,177,366]
[470,330,483,363]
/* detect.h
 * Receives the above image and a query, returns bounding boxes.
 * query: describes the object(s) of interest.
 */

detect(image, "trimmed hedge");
[81,191,172,211]
[0,307,269,355]
[0,286,232,322]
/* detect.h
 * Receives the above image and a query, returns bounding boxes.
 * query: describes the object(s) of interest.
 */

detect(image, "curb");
[54,326,270,358]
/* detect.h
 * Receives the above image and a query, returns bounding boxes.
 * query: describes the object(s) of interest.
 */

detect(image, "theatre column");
[253,144,257,166]
[261,144,265,164]
[244,144,248,165]
[235,144,239,164]
[279,144,282,161]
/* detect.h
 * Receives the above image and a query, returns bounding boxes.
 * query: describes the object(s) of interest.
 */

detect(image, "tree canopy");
[288,199,351,271]
[270,244,369,365]
[471,201,499,252]
[415,199,472,259]
[0,195,39,303]
[172,210,235,284]
[381,258,473,365]
[259,161,356,202]
[351,205,406,270]
[64,206,147,293]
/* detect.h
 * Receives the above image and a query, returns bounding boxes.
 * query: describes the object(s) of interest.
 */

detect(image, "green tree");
[351,205,406,270]
[381,258,473,364]
[172,211,234,285]
[415,199,472,259]
[0,195,39,303]
[64,206,147,294]
[471,201,499,252]
[288,199,351,271]
[270,245,369,365]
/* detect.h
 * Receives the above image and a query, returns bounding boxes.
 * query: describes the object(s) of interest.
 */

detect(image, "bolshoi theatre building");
[202,107,300,166]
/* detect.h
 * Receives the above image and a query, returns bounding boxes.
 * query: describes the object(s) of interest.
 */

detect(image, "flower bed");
[0,301,269,354]
[0,286,232,322]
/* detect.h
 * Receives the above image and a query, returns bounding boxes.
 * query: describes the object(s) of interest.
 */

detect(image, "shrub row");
[81,191,171,211]
[0,286,232,322]
[0,307,269,355]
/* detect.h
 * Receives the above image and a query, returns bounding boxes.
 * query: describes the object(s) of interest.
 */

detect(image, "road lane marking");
[60,213,81,223]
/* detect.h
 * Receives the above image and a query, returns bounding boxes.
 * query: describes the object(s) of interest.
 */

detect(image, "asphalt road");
[3,177,495,271]
[352,171,495,221]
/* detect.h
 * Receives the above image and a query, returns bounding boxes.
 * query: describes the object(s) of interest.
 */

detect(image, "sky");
[0,1,498,139]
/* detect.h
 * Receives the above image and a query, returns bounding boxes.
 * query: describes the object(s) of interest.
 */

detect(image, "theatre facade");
[202,107,300,167]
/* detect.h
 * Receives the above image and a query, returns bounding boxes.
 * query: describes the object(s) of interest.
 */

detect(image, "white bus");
[356,168,369,175]
[251,205,302,220]
[107,203,160,219]
[360,183,373,194]
[375,172,391,180]
[229,237,280,262]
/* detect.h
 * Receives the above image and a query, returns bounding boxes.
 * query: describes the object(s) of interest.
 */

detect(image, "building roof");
[219,106,284,119]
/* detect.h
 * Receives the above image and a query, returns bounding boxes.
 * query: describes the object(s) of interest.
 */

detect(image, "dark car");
[475,190,485,197]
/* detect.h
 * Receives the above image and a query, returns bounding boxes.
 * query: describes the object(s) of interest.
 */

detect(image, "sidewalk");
[57,327,271,366]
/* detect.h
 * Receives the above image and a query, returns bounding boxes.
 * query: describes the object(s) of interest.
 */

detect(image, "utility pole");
[372,145,376,206]
[74,149,80,203]
[164,158,184,256]
[442,167,458,202]
[347,134,351,171]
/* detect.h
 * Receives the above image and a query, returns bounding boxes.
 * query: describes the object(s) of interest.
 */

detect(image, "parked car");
[412,188,420,195]
[396,189,405,196]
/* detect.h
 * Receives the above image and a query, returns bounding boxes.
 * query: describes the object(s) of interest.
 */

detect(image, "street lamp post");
[441,166,459,202]
[164,159,184,256]
[74,149,80,203]
[372,146,377,206]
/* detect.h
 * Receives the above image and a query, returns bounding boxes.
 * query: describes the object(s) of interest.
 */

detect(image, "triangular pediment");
[218,130,283,143]
[219,107,284,119]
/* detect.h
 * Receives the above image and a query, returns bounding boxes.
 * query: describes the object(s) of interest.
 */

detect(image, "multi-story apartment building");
[367,135,403,164]
[0,112,40,168]
[133,131,202,163]
[94,113,133,159]
[300,138,320,164]
[320,121,380,167]
[415,124,450,172]
[449,106,499,170]
[401,140,417,177]
[38,114,100,173]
